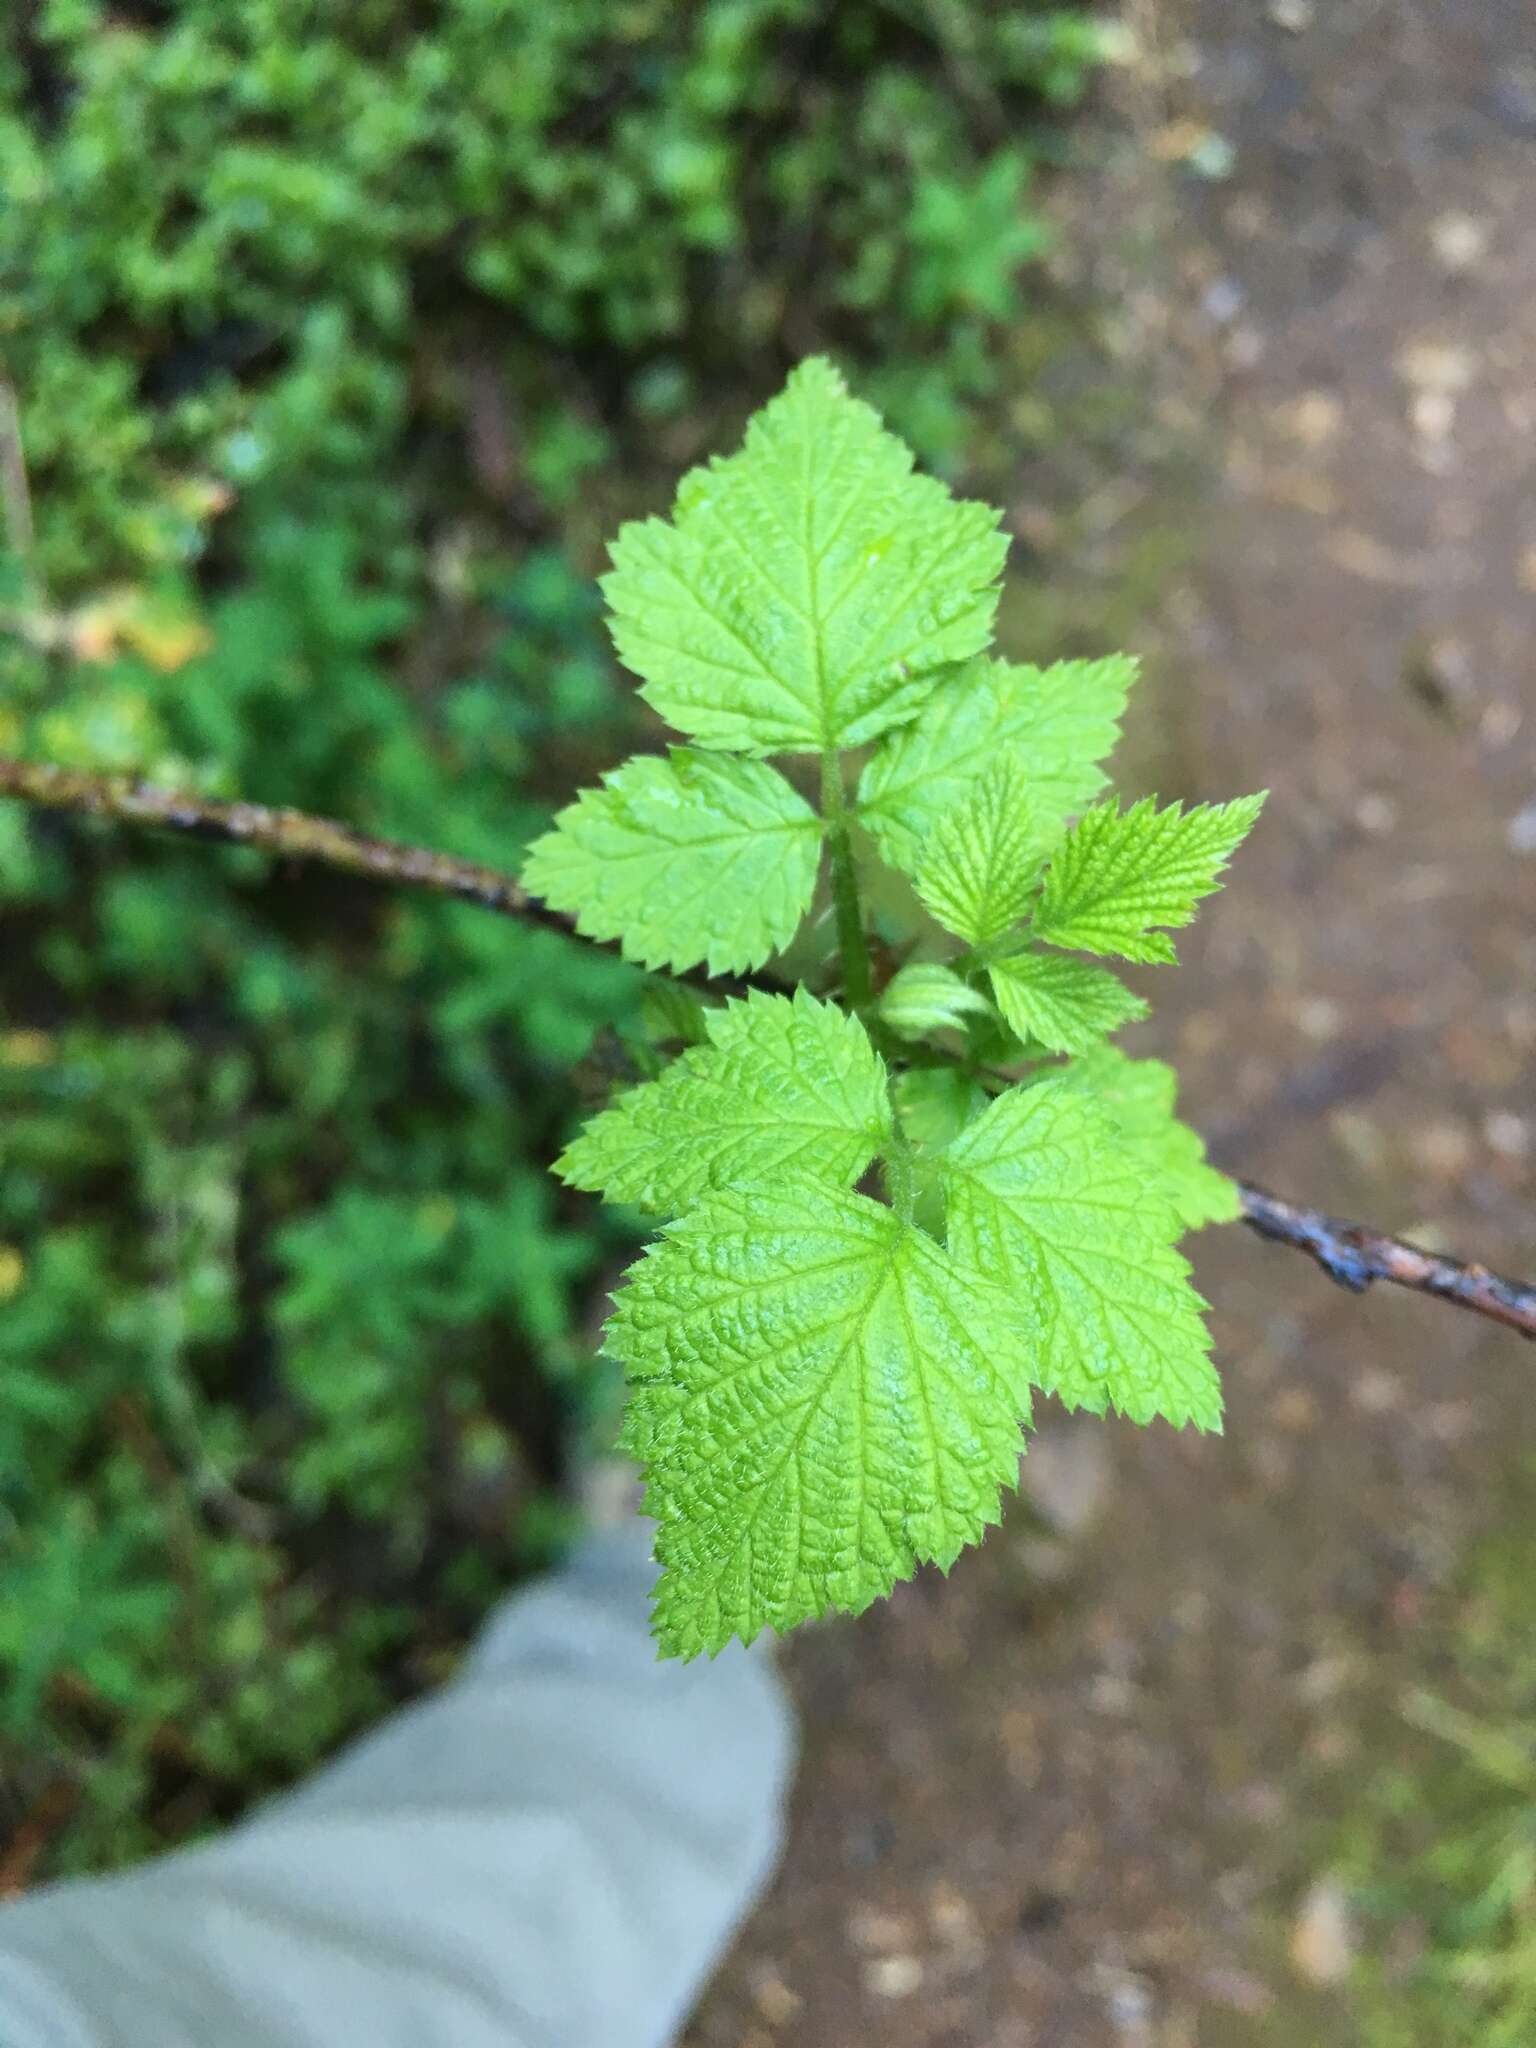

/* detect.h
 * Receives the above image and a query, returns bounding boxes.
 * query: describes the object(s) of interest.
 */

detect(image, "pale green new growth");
[523,360,1262,1655]
[557,991,891,1215]
[987,950,1148,1054]
[858,654,1134,875]
[1063,1046,1239,1230]
[940,1078,1222,1431]
[877,962,994,1041]
[522,748,821,975]
[1034,792,1266,965]
[603,358,1006,754]
[638,979,715,1049]
[914,750,1044,948]
[609,1179,1034,1658]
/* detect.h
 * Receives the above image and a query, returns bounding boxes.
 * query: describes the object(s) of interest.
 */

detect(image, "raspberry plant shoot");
[523,358,1264,1659]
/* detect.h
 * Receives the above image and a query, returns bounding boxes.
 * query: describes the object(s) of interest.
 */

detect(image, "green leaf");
[893,1066,989,1236]
[858,654,1136,874]
[893,1067,989,1153]
[522,748,821,976]
[986,951,1147,1054]
[877,961,993,1041]
[608,1179,1034,1656]
[913,750,1044,948]
[1033,793,1265,965]
[940,1077,1221,1431]
[639,980,716,1049]
[603,358,1007,754]
[558,991,891,1214]
[1060,1046,1238,1229]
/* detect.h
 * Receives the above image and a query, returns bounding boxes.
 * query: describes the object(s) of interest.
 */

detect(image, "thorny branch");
[1,753,1531,1343]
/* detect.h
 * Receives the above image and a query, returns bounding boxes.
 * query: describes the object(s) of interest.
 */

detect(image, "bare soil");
[688,3,1536,2040]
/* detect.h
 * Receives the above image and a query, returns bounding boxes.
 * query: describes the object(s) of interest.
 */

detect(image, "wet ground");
[688,3,1536,2041]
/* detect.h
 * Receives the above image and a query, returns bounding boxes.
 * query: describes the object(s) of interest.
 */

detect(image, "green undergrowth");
[2,0,1104,602]
[1340,1475,1536,2045]
[0,526,641,1872]
[0,0,1119,1874]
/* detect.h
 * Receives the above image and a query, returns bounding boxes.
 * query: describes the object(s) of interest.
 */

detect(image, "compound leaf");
[609,1179,1034,1656]
[877,962,993,1041]
[522,748,821,976]
[913,750,1044,948]
[940,1077,1221,1431]
[1033,793,1265,965]
[1061,1045,1238,1229]
[603,358,1006,754]
[858,654,1136,874]
[987,951,1147,1054]
[558,990,891,1215]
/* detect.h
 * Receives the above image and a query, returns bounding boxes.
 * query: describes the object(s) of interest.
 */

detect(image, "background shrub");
[0,0,1101,1871]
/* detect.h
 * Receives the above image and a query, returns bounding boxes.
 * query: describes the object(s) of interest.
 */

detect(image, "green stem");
[820,750,872,1009]
[882,1118,918,1224]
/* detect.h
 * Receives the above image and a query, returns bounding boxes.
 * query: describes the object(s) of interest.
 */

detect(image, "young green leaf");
[639,980,716,1049]
[609,1179,1034,1657]
[858,654,1136,875]
[940,1076,1221,1431]
[1033,793,1265,965]
[603,357,1007,754]
[987,951,1147,1054]
[558,991,890,1214]
[1060,1046,1239,1229]
[521,748,821,976]
[893,1066,990,1235]
[913,750,1043,948]
[877,961,993,1041]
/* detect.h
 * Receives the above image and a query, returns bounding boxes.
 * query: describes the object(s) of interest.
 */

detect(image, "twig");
[1238,1182,1536,1343]
[0,755,577,935]
[0,756,785,997]
[1,752,1532,1343]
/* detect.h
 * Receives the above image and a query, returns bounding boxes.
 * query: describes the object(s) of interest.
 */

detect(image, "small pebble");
[1429,212,1489,272]
[1355,792,1397,835]
[1484,1112,1530,1160]
[1412,390,1456,444]
[1284,389,1342,448]
[1291,1875,1357,1984]
[748,1965,802,2027]
[1295,995,1343,1042]
[847,1906,914,1954]
[1396,340,1476,395]
[1414,1121,1474,1178]
[1507,802,1536,855]
[863,1954,924,1999]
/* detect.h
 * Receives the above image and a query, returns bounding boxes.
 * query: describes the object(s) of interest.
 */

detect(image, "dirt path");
[689,5,1536,2042]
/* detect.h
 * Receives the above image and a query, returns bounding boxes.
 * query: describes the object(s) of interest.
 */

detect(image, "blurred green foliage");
[1339,1489,1536,2047]
[0,526,642,1867]
[0,0,1101,1872]
[1,0,1101,596]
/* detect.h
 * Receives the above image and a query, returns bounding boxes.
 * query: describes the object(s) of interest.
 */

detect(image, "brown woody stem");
[1,751,1532,1344]
[1237,1181,1536,1342]
[0,755,576,934]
